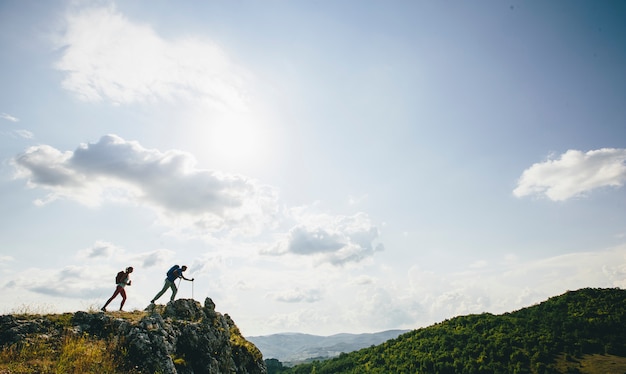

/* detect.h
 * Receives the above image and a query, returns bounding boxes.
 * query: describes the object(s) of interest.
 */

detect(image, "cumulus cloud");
[130,248,175,268]
[271,288,322,303]
[262,212,384,265]
[18,265,110,300]
[514,148,626,201]
[352,286,415,328]
[54,5,248,110]
[405,244,626,327]
[12,134,278,236]
[75,240,170,269]
[350,275,375,286]
[263,307,334,334]
[76,240,124,260]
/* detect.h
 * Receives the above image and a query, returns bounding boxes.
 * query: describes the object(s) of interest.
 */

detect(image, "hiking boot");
[101,307,106,312]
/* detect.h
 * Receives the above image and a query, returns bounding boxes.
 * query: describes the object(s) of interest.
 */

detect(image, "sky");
[1,1,625,337]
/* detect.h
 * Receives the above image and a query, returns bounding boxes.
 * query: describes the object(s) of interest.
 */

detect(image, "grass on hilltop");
[0,307,146,374]
[0,331,131,374]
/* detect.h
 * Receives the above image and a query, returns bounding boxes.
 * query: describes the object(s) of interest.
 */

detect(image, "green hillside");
[283,288,626,374]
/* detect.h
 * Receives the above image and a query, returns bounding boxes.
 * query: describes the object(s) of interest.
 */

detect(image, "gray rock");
[0,298,266,374]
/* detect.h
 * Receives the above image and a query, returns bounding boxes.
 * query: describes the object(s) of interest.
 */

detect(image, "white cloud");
[270,288,322,303]
[403,244,626,327]
[75,241,170,270]
[1,113,19,122]
[262,211,384,266]
[76,240,124,260]
[469,260,488,269]
[12,134,279,237]
[14,265,111,300]
[350,286,415,329]
[263,307,333,334]
[514,148,626,201]
[350,275,375,286]
[11,135,384,269]
[129,248,175,269]
[261,245,626,334]
[348,194,368,206]
[14,130,34,139]
[54,5,248,110]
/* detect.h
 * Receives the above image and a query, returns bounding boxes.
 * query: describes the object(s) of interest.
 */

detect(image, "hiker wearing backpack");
[101,266,134,312]
[150,265,194,303]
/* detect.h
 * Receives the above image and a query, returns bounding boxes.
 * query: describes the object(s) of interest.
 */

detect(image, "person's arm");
[175,269,193,281]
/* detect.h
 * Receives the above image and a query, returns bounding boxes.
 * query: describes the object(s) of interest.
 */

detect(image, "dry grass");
[555,353,626,373]
[0,333,116,374]
[0,331,144,374]
[0,308,148,374]
[103,309,148,323]
[9,303,56,316]
[0,335,55,373]
[56,333,118,374]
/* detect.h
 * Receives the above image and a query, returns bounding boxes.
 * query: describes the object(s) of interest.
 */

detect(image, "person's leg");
[102,287,121,311]
[169,281,178,301]
[119,288,127,311]
[152,280,171,302]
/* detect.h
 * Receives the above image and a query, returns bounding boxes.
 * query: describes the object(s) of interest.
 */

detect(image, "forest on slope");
[277,288,626,374]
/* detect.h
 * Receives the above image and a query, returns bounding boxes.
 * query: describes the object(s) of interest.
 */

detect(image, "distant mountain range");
[247,329,410,364]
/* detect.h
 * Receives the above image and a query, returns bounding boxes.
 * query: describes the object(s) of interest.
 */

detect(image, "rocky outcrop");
[0,298,266,374]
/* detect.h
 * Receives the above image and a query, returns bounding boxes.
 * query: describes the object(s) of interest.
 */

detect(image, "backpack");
[167,265,180,279]
[115,271,125,284]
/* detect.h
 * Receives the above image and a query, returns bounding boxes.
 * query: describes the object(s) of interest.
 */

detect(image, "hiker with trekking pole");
[150,264,194,303]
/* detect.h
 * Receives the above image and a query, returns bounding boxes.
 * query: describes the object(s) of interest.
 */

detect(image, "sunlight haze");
[1,1,625,337]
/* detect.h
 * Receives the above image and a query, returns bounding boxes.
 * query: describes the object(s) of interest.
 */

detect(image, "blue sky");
[1,0,625,336]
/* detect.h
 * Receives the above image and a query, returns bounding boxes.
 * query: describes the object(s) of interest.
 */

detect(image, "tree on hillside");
[284,288,626,374]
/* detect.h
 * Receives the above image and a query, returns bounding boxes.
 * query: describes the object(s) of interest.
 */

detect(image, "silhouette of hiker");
[102,266,133,312]
[151,265,194,303]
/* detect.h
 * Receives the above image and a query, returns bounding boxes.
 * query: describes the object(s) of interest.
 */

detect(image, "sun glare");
[188,110,275,173]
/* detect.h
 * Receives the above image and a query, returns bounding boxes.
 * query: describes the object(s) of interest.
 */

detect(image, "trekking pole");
[192,279,194,300]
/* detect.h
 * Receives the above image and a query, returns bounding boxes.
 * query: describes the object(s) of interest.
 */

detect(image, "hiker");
[101,266,134,312]
[151,265,194,303]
